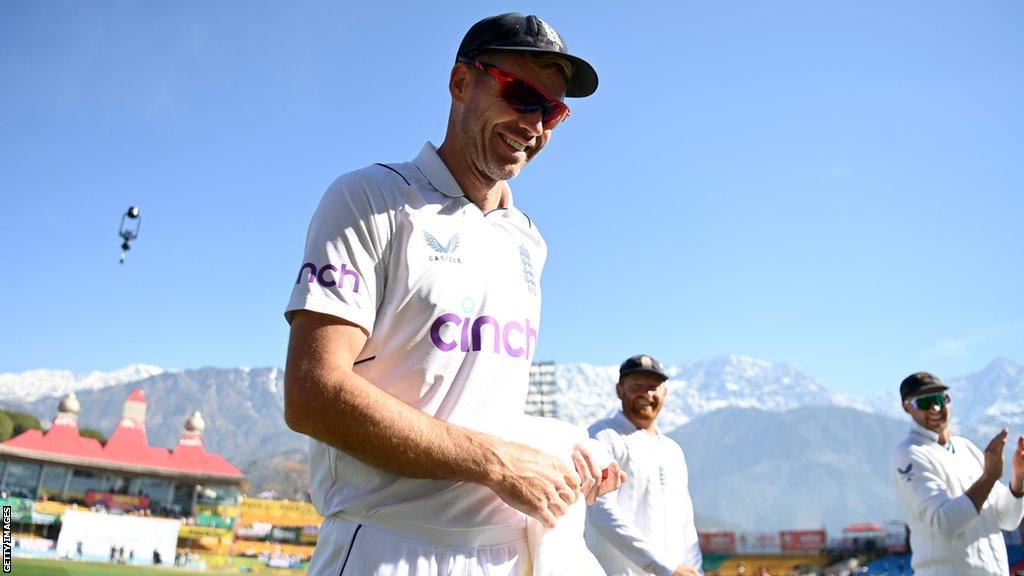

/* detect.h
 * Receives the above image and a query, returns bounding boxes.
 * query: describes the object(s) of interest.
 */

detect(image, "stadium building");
[0,389,243,515]
[0,389,245,561]
[525,361,559,418]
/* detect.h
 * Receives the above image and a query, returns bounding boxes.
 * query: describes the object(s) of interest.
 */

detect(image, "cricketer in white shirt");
[284,143,621,576]
[890,372,1024,576]
[282,19,618,573]
[585,356,703,576]
[286,142,547,529]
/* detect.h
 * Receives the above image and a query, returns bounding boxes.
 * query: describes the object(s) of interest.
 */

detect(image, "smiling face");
[903,393,951,438]
[452,51,568,182]
[617,372,668,432]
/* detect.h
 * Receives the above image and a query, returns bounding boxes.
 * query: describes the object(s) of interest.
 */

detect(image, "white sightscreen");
[55,509,181,565]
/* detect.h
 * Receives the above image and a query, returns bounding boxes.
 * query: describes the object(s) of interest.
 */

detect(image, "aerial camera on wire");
[118,206,141,264]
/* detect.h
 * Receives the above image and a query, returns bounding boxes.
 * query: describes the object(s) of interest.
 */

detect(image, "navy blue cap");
[619,354,669,382]
[457,13,598,98]
[900,372,949,401]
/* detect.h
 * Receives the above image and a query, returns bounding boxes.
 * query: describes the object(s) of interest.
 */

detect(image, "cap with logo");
[619,354,669,382]
[457,12,599,98]
[900,371,949,401]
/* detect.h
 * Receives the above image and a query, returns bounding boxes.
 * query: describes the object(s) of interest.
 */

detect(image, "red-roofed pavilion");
[0,389,243,517]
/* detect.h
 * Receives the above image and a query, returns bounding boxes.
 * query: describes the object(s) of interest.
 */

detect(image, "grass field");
[10,558,307,576]
[12,558,180,576]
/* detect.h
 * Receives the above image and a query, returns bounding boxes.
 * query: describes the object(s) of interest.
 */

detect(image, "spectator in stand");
[586,354,703,576]
[891,371,1024,576]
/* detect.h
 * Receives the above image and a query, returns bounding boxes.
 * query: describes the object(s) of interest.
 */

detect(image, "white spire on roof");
[185,411,206,433]
[59,392,81,415]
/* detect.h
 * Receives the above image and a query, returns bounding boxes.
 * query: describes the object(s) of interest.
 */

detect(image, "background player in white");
[891,371,1024,576]
[586,355,703,576]
[284,13,621,576]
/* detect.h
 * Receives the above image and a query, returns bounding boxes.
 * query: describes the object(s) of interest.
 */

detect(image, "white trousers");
[307,516,532,576]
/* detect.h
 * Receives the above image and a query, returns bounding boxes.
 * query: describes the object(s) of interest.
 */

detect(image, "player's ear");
[449,62,472,104]
[615,381,624,400]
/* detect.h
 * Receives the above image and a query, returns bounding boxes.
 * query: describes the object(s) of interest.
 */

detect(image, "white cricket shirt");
[585,411,703,576]
[285,142,546,531]
[891,422,1024,576]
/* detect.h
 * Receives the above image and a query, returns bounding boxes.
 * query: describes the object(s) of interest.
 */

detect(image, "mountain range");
[553,355,864,431]
[671,405,907,532]
[2,356,1021,531]
[1,367,301,461]
[0,364,165,403]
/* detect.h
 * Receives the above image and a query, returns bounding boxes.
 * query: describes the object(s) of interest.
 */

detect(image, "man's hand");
[671,564,701,576]
[572,445,599,503]
[488,441,580,529]
[968,428,1010,510]
[983,428,1009,481]
[1011,434,1024,497]
[593,461,627,502]
[572,442,627,505]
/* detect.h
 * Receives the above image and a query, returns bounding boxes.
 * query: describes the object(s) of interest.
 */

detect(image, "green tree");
[0,412,13,442]
[7,411,42,437]
[79,428,107,444]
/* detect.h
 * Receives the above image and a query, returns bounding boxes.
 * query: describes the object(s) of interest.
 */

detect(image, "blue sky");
[2,1,1021,397]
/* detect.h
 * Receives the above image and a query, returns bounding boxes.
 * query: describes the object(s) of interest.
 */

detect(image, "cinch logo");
[295,262,361,293]
[429,313,537,358]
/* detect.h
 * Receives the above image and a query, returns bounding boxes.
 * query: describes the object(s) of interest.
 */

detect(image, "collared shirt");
[891,422,1024,576]
[585,411,703,576]
[285,142,546,530]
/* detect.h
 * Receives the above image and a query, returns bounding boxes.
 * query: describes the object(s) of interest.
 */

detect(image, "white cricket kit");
[285,143,547,574]
[891,423,1024,576]
[585,411,703,576]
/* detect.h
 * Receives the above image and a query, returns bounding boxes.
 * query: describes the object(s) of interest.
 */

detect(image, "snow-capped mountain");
[0,364,166,403]
[555,354,864,431]
[5,357,1020,440]
[951,358,1024,441]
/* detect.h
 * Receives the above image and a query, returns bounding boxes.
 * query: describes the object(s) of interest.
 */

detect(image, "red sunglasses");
[458,57,570,129]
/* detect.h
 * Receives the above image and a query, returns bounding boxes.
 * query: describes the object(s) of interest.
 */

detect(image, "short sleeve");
[284,167,399,334]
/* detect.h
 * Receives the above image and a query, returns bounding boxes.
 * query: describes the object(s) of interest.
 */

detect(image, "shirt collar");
[413,142,465,199]
[909,421,946,447]
[413,142,514,209]
[613,410,636,432]
[911,422,956,452]
[614,410,661,436]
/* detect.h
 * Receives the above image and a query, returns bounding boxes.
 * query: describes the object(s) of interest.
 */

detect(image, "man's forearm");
[966,472,999,512]
[1011,477,1024,498]
[285,367,501,486]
